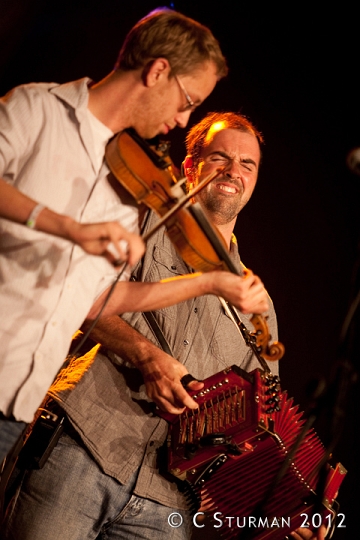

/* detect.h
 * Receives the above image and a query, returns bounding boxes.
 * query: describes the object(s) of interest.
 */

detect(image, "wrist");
[198,271,218,296]
[30,205,76,241]
[128,340,160,370]
[25,203,46,229]
[57,214,79,241]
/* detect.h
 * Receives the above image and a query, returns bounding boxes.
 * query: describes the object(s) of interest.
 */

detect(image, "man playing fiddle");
[1,112,326,540]
[0,9,270,463]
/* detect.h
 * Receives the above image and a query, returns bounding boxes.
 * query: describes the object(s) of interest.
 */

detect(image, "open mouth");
[215,182,239,195]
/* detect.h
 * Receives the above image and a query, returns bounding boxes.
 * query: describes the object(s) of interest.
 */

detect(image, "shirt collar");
[49,77,93,111]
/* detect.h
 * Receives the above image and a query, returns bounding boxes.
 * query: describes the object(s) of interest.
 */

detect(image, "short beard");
[196,191,244,226]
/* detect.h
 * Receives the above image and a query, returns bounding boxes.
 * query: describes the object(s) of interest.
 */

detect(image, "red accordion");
[161,366,346,539]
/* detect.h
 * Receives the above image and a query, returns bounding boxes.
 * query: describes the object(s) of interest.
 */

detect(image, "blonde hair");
[115,8,227,79]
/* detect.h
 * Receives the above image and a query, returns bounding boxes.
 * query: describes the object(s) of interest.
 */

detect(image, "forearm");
[1,177,41,224]
[88,272,214,319]
[88,269,269,319]
[83,315,159,367]
[0,178,144,263]
[0,177,77,237]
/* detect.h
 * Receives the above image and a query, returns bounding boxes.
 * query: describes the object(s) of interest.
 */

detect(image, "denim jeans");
[0,418,27,463]
[0,431,192,540]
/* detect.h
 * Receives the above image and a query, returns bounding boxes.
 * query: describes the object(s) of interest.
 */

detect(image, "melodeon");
[160,366,346,539]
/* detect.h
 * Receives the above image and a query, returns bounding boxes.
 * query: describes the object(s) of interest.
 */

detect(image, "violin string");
[69,262,128,358]
[141,168,226,244]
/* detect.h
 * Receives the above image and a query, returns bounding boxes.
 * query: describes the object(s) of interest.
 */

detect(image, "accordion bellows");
[161,366,346,539]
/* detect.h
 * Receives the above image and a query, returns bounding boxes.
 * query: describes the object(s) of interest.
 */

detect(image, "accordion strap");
[130,211,174,358]
[142,310,173,357]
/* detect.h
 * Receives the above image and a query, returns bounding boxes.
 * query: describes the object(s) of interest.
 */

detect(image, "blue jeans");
[0,431,192,540]
[0,418,27,463]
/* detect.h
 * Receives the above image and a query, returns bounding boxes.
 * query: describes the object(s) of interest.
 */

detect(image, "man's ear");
[142,58,171,87]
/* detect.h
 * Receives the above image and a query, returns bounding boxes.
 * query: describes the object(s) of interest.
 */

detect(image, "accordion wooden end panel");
[160,366,347,539]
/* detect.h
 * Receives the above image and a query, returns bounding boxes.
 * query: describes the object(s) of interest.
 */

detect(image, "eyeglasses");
[175,75,195,111]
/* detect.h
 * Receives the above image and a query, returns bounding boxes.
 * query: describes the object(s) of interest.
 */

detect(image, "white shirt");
[0,78,139,422]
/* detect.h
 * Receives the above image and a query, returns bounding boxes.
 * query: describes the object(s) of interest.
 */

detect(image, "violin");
[106,129,229,273]
[105,129,284,365]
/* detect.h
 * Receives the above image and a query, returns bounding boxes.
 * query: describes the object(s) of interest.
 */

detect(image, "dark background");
[1,1,358,537]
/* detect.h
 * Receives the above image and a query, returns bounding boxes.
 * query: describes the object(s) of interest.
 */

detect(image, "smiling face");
[133,60,218,139]
[194,128,261,227]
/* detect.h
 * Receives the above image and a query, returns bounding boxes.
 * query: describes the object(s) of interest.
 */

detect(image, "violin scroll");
[250,314,285,361]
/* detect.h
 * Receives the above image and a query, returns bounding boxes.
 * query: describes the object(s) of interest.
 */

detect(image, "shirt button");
[194,307,198,313]
[171,265,177,270]
[184,339,189,346]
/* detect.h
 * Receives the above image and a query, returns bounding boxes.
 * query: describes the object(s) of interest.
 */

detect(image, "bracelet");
[26,203,45,229]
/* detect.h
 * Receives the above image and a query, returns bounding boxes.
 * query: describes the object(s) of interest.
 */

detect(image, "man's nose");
[225,160,242,180]
[174,109,192,128]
